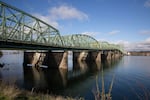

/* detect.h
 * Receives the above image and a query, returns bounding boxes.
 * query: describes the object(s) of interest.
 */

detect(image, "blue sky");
[1,0,150,51]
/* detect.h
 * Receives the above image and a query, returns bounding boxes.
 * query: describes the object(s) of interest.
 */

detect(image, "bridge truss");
[0,1,124,53]
[62,34,100,50]
[0,1,63,47]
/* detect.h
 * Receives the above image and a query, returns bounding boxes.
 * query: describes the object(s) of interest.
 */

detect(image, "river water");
[0,50,150,100]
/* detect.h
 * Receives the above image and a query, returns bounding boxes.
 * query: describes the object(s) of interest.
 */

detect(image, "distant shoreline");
[128,51,150,56]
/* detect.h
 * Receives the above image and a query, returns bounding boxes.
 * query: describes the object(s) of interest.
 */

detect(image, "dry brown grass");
[0,82,21,99]
[0,81,83,100]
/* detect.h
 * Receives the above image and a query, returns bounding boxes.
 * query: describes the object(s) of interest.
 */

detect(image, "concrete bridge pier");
[86,51,99,62]
[73,51,102,70]
[78,51,88,61]
[111,51,116,59]
[73,51,101,62]
[101,51,107,61]
[59,51,68,69]
[107,51,112,60]
[23,51,68,69]
[73,51,87,70]
[114,51,121,58]
[96,51,102,62]
[23,51,40,66]
[73,51,88,62]
[101,51,112,61]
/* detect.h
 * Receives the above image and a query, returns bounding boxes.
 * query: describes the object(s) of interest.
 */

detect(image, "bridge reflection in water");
[23,56,122,98]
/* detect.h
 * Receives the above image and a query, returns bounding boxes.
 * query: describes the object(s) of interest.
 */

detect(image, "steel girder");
[0,1,124,53]
[0,1,63,47]
[62,35,124,52]
[100,41,124,53]
[100,41,111,50]
[62,34,100,49]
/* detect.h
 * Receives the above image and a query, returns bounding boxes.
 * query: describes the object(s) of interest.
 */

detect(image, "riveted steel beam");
[0,1,124,53]
[0,1,63,47]
[62,34,100,50]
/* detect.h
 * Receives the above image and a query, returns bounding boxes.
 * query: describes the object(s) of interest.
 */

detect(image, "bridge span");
[0,1,124,69]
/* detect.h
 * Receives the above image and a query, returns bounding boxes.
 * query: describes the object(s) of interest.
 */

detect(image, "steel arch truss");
[100,41,124,52]
[0,1,63,46]
[100,41,112,50]
[62,34,100,49]
[0,1,124,53]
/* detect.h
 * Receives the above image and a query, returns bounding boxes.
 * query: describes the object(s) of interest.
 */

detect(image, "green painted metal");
[100,41,110,50]
[100,41,124,53]
[0,1,63,47]
[0,1,124,53]
[62,34,100,49]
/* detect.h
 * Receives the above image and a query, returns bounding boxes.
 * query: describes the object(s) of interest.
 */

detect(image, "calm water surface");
[0,51,150,100]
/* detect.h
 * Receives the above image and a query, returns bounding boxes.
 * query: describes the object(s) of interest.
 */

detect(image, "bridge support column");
[23,52,41,66]
[23,51,68,69]
[111,51,115,59]
[96,51,102,62]
[73,51,88,62]
[59,51,68,69]
[101,51,106,61]
[73,51,88,70]
[101,51,112,61]
[86,51,99,62]
[114,51,120,58]
[73,51,101,62]
[107,51,112,60]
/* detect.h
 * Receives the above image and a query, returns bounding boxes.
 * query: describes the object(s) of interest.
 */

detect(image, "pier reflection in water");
[93,62,115,100]
[2,51,150,99]
[22,55,121,99]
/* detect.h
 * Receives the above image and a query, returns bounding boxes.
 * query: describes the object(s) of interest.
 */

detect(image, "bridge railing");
[0,1,63,47]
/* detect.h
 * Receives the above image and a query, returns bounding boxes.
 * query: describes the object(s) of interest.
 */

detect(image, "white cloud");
[144,0,150,7]
[110,40,130,50]
[33,5,88,28]
[81,32,100,37]
[34,13,59,28]
[108,30,120,35]
[88,37,150,51]
[49,5,88,20]
[94,39,130,51]
[105,39,150,51]
[126,38,150,51]
[145,37,150,42]
[114,40,130,46]
[139,30,150,34]
[97,38,108,42]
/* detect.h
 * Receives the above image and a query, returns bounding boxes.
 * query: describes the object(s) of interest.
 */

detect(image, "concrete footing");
[24,50,123,69]
[59,51,68,69]
[73,51,101,62]
[23,51,68,69]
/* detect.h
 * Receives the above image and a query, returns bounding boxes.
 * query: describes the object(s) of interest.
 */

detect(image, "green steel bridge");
[0,1,124,53]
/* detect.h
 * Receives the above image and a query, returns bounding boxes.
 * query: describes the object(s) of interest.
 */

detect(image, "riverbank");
[0,81,82,100]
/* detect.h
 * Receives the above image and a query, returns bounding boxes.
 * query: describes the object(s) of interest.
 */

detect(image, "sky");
[1,0,150,51]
